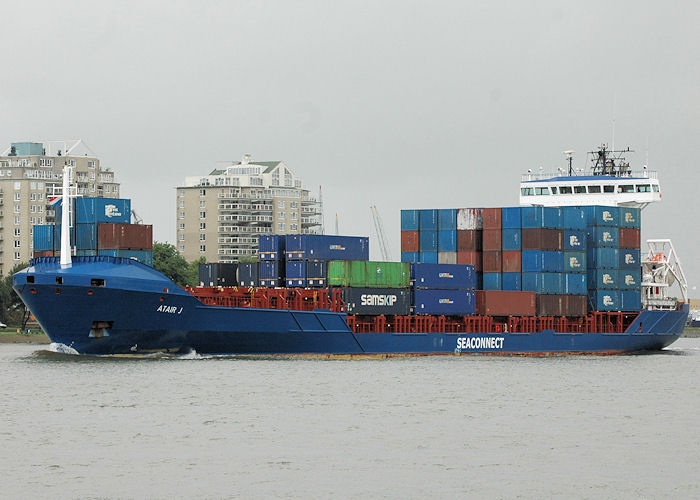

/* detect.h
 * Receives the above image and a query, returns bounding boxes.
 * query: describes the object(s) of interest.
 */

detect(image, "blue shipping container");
[587,226,620,248]
[561,207,587,230]
[97,249,153,267]
[589,290,621,311]
[413,289,476,315]
[419,231,438,252]
[258,235,286,260]
[501,272,521,291]
[419,209,438,231]
[521,206,562,229]
[619,269,641,290]
[419,251,438,264]
[401,252,419,263]
[619,248,641,269]
[621,291,642,311]
[563,251,586,273]
[306,261,328,287]
[401,210,420,231]
[438,230,457,252]
[75,198,131,224]
[33,225,54,251]
[501,207,521,229]
[259,261,283,279]
[587,247,620,269]
[483,272,502,290]
[237,262,258,287]
[565,273,587,295]
[438,209,457,231]
[583,206,618,227]
[285,261,306,287]
[285,234,369,261]
[502,229,521,251]
[563,230,586,250]
[411,263,476,290]
[587,269,619,289]
[618,207,641,228]
[522,250,563,273]
[522,272,564,295]
[75,224,98,250]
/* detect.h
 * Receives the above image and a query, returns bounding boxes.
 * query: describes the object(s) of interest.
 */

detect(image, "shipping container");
[97,249,153,266]
[587,247,620,269]
[482,208,502,229]
[521,228,563,251]
[536,295,563,316]
[457,208,483,230]
[401,231,420,253]
[522,272,564,294]
[286,261,307,287]
[564,273,587,295]
[343,287,411,315]
[501,272,521,291]
[419,209,438,231]
[75,224,98,250]
[482,251,502,273]
[457,251,482,272]
[33,225,54,251]
[475,290,536,316]
[501,228,521,251]
[411,262,477,290]
[563,251,586,273]
[438,209,457,231]
[521,250,563,273]
[483,272,502,290]
[438,252,457,264]
[401,210,420,231]
[75,198,131,224]
[97,223,153,250]
[563,230,586,250]
[401,252,419,263]
[619,248,641,269]
[33,250,54,258]
[306,261,328,287]
[413,289,476,315]
[502,250,522,273]
[618,207,641,229]
[419,230,438,252]
[620,290,642,311]
[587,269,619,289]
[328,260,410,288]
[259,261,284,284]
[619,269,641,290]
[482,229,502,251]
[587,226,620,248]
[420,252,438,264]
[237,262,259,287]
[564,295,587,317]
[76,250,97,256]
[198,263,238,286]
[619,228,641,248]
[561,207,586,230]
[438,230,457,252]
[285,234,369,261]
[501,207,521,229]
[588,290,621,311]
[457,230,482,251]
[583,206,618,227]
[52,225,76,251]
[521,206,562,229]
[258,235,286,260]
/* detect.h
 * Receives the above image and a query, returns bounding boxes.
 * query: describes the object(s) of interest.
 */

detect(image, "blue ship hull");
[13,257,688,356]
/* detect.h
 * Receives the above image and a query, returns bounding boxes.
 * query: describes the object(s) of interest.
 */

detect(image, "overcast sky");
[1,1,698,296]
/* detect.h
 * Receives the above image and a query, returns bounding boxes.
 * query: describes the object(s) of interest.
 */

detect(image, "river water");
[2,339,699,499]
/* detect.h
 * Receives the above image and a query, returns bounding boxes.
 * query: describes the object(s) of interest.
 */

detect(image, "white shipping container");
[438,251,457,264]
[457,208,483,230]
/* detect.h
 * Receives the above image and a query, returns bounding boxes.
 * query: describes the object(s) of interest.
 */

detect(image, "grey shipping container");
[343,287,411,315]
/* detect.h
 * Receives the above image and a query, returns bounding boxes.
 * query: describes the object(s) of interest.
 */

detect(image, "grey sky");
[2,1,698,296]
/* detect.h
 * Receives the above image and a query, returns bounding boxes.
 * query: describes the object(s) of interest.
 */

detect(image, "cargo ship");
[12,147,689,356]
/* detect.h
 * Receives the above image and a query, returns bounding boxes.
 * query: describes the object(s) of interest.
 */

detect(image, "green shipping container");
[328,260,410,288]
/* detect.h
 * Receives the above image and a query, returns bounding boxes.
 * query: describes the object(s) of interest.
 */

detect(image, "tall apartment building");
[176,154,322,263]
[0,140,120,274]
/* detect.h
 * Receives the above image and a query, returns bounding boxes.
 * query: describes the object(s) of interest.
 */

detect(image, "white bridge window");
[652,185,659,192]
[603,185,615,193]
[535,187,549,195]
[618,185,634,193]
[559,186,572,194]
[521,187,534,196]
[636,184,651,192]
[574,186,586,194]
[588,186,601,193]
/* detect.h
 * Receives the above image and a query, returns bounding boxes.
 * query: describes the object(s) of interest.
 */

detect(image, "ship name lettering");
[457,337,504,350]
[157,305,180,314]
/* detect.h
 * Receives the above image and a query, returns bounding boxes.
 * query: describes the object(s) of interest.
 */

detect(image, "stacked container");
[411,263,476,315]
[501,207,522,291]
[284,234,369,287]
[199,263,238,286]
[482,207,502,290]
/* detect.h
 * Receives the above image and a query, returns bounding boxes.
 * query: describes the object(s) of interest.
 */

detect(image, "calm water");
[2,340,700,499]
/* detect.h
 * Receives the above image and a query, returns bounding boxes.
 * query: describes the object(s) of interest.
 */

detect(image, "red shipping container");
[502,250,522,272]
[536,295,564,316]
[457,251,483,272]
[482,208,502,229]
[522,228,563,250]
[457,230,482,251]
[401,230,419,252]
[475,290,536,316]
[33,250,54,258]
[98,223,153,250]
[619,228,641,248]
[482,250,502,273]
[482,229,502,251]
[564,295,587,317]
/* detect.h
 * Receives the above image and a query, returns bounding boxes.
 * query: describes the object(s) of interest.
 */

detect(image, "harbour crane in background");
[370,205,392,261]
[131,209,143,224]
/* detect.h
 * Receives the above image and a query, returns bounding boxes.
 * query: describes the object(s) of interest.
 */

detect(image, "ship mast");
[59,165,75,267]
